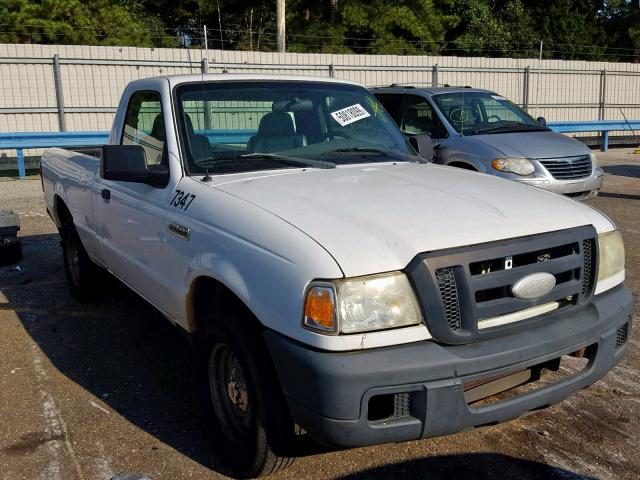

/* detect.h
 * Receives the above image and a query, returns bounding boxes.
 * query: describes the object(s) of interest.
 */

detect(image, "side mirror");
[536,116,547,127]
[101,145,169,188]
[408,134,434,162]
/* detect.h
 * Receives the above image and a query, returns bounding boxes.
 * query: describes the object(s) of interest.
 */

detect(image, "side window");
[400,94,447,139]
[121,91,166,166]
[373,93,403,124]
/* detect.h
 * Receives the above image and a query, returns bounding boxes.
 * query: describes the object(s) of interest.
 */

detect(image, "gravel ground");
[1,149,639,480]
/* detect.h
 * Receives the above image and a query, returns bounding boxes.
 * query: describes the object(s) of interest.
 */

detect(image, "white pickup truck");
[42,74,633,478]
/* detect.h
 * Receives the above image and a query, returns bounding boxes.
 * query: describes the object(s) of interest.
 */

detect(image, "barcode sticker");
[330,103,371,126]
[491,95,507,101]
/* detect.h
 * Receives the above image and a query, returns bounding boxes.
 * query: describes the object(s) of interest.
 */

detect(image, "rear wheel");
[202,312,295,478]
[61,220,101,302]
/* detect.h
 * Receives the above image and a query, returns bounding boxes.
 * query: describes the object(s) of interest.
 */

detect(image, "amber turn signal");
[303,285,336,333]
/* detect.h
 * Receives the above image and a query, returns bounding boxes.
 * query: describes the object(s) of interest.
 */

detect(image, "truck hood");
[213,163,612,277]
[473,130,591,159]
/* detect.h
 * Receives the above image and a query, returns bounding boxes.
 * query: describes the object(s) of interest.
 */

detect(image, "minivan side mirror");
[536,116,547,127]
[408,134,434,162]
[101,145,169,188]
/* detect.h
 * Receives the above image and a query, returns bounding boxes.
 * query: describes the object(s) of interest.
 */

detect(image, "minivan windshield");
[431,91,549,136]
[174,81,417,175]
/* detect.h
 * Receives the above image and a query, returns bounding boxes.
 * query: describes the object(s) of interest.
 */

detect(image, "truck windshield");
[431,91,548,136]
[174,81,417,175]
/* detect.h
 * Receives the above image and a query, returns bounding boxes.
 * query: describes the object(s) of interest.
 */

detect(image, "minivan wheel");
[61,220,101,302]
[202,312,295,478]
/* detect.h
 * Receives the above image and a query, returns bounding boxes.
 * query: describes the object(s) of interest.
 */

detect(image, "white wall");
[1,42,639,134]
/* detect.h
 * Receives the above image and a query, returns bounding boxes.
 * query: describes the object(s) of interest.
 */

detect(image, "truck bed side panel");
[41,147,102,262]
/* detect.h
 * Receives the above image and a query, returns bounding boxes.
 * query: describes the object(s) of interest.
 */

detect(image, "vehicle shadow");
[602,164,640,179]
[338,453,595,480]
[1,232,221,472]
[1,234,597,480]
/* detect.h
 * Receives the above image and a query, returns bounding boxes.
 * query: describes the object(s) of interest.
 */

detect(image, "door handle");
[101,188,111,201]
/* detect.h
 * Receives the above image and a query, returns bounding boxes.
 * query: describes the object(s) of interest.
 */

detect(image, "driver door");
[96,90,176,308]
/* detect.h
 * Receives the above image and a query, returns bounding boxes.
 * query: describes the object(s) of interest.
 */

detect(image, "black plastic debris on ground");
[0,209,22,266]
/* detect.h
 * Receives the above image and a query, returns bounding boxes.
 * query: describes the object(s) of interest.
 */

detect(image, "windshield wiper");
[324,147,393,156]
[472,123,549,135]
[324,147,426,163]
[196,153,335,169]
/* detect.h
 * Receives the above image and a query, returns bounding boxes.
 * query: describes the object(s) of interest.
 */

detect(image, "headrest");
[258,112,295,136]
[404,108,418,122]
[151,114,165,140]
[184,114,195,136]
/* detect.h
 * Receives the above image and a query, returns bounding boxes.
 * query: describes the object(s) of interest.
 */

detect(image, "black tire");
[201,312,295,478]
[60,220,101,302]
[0,238,22,266]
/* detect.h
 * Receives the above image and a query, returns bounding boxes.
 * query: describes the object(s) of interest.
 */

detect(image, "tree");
[445,0,536,57]
[523,0,608,59]
[0,0,175,47]
[287,0,458,54]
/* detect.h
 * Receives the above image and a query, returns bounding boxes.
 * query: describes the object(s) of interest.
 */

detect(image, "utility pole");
[276,0,286,52]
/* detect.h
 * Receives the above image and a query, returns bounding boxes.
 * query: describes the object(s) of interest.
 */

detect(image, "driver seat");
[247,112,307,154]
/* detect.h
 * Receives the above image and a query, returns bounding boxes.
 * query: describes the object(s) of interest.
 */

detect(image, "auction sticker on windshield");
[331,103,371,126]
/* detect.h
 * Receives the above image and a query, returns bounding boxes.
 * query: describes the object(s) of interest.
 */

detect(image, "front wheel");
[202,313,295,478]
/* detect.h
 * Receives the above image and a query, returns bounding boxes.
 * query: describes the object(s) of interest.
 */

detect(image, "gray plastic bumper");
[265,285,633,448]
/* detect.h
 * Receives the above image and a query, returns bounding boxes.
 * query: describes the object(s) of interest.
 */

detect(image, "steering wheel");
[487,115,501,123]
[319,131,353,141]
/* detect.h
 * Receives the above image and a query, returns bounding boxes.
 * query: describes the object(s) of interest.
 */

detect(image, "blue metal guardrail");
[1,122,638,178]
[0,130,253,177]
[0,131,109,177]
[548,120,640,151]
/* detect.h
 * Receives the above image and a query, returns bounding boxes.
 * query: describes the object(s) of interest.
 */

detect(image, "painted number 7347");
[170,189,196,210]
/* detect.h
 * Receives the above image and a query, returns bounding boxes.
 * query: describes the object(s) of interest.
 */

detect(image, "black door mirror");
[101,145,169,188]
[536,116,547,127]
[408,134,434,162]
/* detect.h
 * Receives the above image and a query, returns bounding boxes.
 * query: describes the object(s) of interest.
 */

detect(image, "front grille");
[407,226,598,345]
[582,239,595,295]
[616,323,629,348]
[435,267,462,330]
[539,155,592,180]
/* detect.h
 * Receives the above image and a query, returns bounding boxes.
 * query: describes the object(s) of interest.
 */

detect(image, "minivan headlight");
[491,157,535,176]
[597,230,625,290]
[303,272,422,334]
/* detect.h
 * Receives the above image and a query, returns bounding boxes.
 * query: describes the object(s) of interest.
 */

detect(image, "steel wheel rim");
[66,234,81,286]
[209,341,252,444]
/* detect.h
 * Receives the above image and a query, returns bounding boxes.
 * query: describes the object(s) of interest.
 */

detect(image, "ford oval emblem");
[511,272,556,300]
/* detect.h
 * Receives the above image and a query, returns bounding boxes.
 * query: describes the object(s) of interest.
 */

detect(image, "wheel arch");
[187,275,262,339]
[53,194,72,228]
[447,161,478,171]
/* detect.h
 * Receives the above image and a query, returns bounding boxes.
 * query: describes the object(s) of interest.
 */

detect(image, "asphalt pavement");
[1,149,639,480]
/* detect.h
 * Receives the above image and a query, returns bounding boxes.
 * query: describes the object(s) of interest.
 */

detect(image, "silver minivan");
[373,86,604,199]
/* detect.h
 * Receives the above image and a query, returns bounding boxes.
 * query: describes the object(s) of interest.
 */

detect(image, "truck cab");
[42,74,632,478]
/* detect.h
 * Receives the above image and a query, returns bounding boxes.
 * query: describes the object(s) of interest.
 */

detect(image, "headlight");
[491,157,535,176]
[303,272,422,334]
[597,230,625,287]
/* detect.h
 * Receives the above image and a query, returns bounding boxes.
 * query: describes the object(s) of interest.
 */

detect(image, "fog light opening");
[367,392,412,422]
[368,394,395,422]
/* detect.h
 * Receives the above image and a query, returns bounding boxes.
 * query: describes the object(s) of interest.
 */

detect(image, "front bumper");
[265,285,633,448]
[517,167,604,198]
